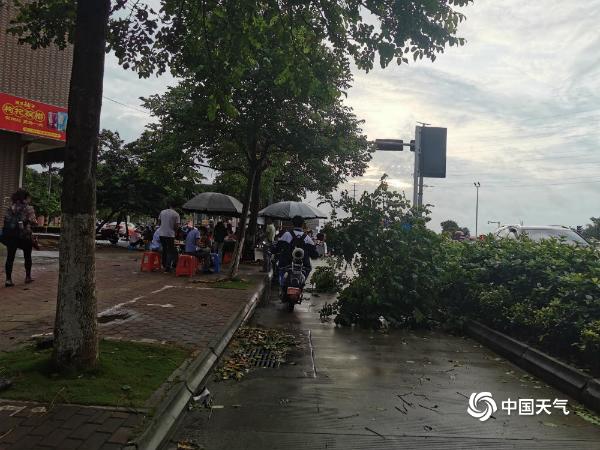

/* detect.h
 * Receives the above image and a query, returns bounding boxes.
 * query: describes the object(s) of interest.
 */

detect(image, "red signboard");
[0,92,68,141]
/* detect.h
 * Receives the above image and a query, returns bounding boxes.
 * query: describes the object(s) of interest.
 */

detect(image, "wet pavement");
[168,286,600,449]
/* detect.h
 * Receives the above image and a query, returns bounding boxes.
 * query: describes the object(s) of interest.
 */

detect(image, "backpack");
[2,206,23,239]
[290,232,307,257]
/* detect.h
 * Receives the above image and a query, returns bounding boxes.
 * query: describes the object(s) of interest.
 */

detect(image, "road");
[167,285,600,449]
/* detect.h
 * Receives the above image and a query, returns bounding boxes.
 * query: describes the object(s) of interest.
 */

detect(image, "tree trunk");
[243,169,262,259]
[53,0,110,372]
[229,166,257,279]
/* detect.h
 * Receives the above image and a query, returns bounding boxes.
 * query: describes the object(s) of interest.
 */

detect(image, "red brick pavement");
[0,247,265,449]
[0,401,141,450]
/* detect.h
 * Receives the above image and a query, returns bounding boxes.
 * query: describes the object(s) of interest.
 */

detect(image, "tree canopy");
[7,0,473,113]
[24,166,62,222]
[97,129,204,222]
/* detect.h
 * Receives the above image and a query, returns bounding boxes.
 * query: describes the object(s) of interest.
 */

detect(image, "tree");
[441,220,460,234]
[581,217,600,242]
[52,1,110,371]
[143,38,372,274]
[96,129,203,226]
[24,167,62,224]
[7,0,473,369]
[321,176,440,327]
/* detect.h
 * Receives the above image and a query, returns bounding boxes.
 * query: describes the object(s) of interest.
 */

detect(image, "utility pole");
[474,182,481,237]
[413,122,430,209]
[47,163,52,194]
[353,183,356,201]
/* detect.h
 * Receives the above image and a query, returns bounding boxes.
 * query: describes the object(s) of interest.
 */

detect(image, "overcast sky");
[100,0,600,233]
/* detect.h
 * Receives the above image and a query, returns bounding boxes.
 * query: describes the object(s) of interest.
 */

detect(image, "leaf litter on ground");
[214,327,298,381]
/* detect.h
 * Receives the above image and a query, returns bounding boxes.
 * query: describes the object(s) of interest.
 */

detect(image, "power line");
[102,96,151,115]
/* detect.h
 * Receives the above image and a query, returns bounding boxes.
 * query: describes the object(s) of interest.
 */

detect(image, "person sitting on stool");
[184,225,212,273]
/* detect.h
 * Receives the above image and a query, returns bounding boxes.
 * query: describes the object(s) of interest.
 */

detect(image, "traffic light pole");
[376,123,443,213]
[474,182,481,236]
[413,126,424,209]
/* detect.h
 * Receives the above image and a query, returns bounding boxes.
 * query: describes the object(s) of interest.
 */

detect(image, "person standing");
[213,220,227,261]
[2,189,37,287]
[158,203,180,272]
[262,218,277,272]
[265,219,276,244]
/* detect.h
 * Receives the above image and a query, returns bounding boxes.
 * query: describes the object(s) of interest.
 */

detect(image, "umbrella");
[182,192,243,216]
[258,201,327,220]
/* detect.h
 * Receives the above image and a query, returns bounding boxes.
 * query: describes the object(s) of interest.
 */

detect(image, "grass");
[0,340,189,407]
[211,279,253,290]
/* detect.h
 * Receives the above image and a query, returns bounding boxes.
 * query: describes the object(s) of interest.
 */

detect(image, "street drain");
[97,311,132,323]
[248,348,281,368]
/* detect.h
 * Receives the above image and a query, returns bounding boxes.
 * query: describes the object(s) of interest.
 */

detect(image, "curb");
[466,320,600,413]
[133,273,271,450]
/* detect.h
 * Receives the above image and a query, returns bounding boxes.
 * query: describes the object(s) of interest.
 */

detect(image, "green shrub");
[320,177,600,374]
[311,265,339,293]
[440,236,600,373]
[320,177,444,328]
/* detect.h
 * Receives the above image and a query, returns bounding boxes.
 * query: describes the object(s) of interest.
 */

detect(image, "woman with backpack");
[2,188,37,287]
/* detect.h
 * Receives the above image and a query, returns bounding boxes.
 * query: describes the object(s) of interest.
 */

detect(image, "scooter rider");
[275,215,318,284]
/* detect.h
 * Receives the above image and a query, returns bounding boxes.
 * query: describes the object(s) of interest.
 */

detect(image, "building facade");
[0,1,72,220]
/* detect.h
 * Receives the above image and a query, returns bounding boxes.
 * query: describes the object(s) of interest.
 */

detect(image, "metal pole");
[474,182,480,236]
[413,126,421,208]
[47,163,52,194]
[418,172,424,208]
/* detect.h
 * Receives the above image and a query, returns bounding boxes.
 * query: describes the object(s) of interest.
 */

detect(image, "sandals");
[5,280,14,287]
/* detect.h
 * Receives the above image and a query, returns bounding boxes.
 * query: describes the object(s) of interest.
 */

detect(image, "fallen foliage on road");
[215,327,297,381]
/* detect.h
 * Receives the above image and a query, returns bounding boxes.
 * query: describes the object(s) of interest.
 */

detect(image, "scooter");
[279,247,307,312]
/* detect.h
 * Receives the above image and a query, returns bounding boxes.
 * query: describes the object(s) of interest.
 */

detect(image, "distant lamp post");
[474,182,481,237]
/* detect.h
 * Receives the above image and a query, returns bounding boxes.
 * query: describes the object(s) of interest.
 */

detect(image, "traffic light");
[375,139,404,151]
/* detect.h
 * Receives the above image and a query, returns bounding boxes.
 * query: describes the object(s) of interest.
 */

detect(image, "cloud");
[100,53,176,142]
[341,0,600,232]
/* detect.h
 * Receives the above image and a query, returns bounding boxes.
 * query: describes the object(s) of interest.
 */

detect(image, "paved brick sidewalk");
[0,402,142,450]
[0,247,265,449]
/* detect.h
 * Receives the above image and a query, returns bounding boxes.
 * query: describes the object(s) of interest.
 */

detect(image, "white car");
[494,225,590,247]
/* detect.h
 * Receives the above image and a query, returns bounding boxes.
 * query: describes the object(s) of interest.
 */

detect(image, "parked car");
[494,225,590,247]
[101,222,137,236]
[97,222,137,244]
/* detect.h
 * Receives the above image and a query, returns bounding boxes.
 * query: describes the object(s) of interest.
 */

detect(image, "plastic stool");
[222,252,232,264]
[210,253,221,273]
[140,251,161,272]
[176,254,197,277]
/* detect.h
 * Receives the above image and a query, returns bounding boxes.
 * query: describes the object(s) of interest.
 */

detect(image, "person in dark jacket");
[2,189,37,287]
[275,215,318,279]
[213,220,227,260]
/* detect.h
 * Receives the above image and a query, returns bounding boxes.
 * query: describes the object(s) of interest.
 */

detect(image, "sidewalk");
[0,247,266,450]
